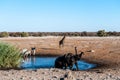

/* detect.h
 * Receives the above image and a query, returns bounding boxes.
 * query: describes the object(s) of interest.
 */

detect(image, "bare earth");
[0,36,120,80]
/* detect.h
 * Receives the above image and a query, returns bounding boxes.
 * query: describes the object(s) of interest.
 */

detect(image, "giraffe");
[59,35,66,48]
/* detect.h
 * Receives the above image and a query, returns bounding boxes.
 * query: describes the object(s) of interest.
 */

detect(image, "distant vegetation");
[0,31,9,37]
[20,32,29,37]
[97,30,107,37]
[6,32,29,37]
[0,42,22,69]
[0,30,120,37]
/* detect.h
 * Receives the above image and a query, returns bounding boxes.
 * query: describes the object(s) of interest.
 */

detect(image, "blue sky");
[0,0,120,32]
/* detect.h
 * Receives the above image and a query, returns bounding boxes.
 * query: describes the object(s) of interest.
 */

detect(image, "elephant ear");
[75,47,78,55]
[65,53,73,58]
[64,54,67,58]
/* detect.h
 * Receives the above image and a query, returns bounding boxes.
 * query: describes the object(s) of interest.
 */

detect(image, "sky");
[0,0,120,32]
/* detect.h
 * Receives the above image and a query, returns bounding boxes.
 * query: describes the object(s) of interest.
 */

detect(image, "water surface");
[21,56,96,70]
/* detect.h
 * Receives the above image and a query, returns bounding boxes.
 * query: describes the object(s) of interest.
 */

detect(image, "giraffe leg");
[59,44,61,48]
[62,43,64,47]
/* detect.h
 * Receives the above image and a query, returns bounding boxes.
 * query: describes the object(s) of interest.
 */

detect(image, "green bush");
[97,30,107,37]
[20,32,29,37]
[0,32,9,37]
[0,42,22,69]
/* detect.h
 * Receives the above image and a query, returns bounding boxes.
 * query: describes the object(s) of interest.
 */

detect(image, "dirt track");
[0,36,120,69]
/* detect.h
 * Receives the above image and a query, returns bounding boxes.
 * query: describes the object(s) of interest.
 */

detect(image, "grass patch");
[0,42,22,69]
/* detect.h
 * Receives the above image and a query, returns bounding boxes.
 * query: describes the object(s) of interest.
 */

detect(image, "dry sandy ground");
[0,36,120,80]
[0,68,119,80]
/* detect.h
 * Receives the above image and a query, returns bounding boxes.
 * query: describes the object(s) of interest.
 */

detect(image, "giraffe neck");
[62,36,65,41]
[75,47,77,55]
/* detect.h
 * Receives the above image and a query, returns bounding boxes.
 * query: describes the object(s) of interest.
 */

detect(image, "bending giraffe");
[59,35,66,48]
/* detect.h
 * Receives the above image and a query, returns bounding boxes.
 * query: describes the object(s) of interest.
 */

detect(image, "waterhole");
[21,56,97,70]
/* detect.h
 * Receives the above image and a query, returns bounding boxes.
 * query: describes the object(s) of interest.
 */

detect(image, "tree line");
[0,30,120,37]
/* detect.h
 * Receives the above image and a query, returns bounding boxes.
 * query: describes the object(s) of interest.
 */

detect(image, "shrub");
[9,32,21,37]
[20,32,29,37]
[0,32,9,37]
[0,42,22,69]
[97,30,107,37]
[81,31,87,36]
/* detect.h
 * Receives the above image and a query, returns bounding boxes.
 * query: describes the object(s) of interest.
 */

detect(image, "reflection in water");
[30,56,35,68]
[21,57,97,70]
